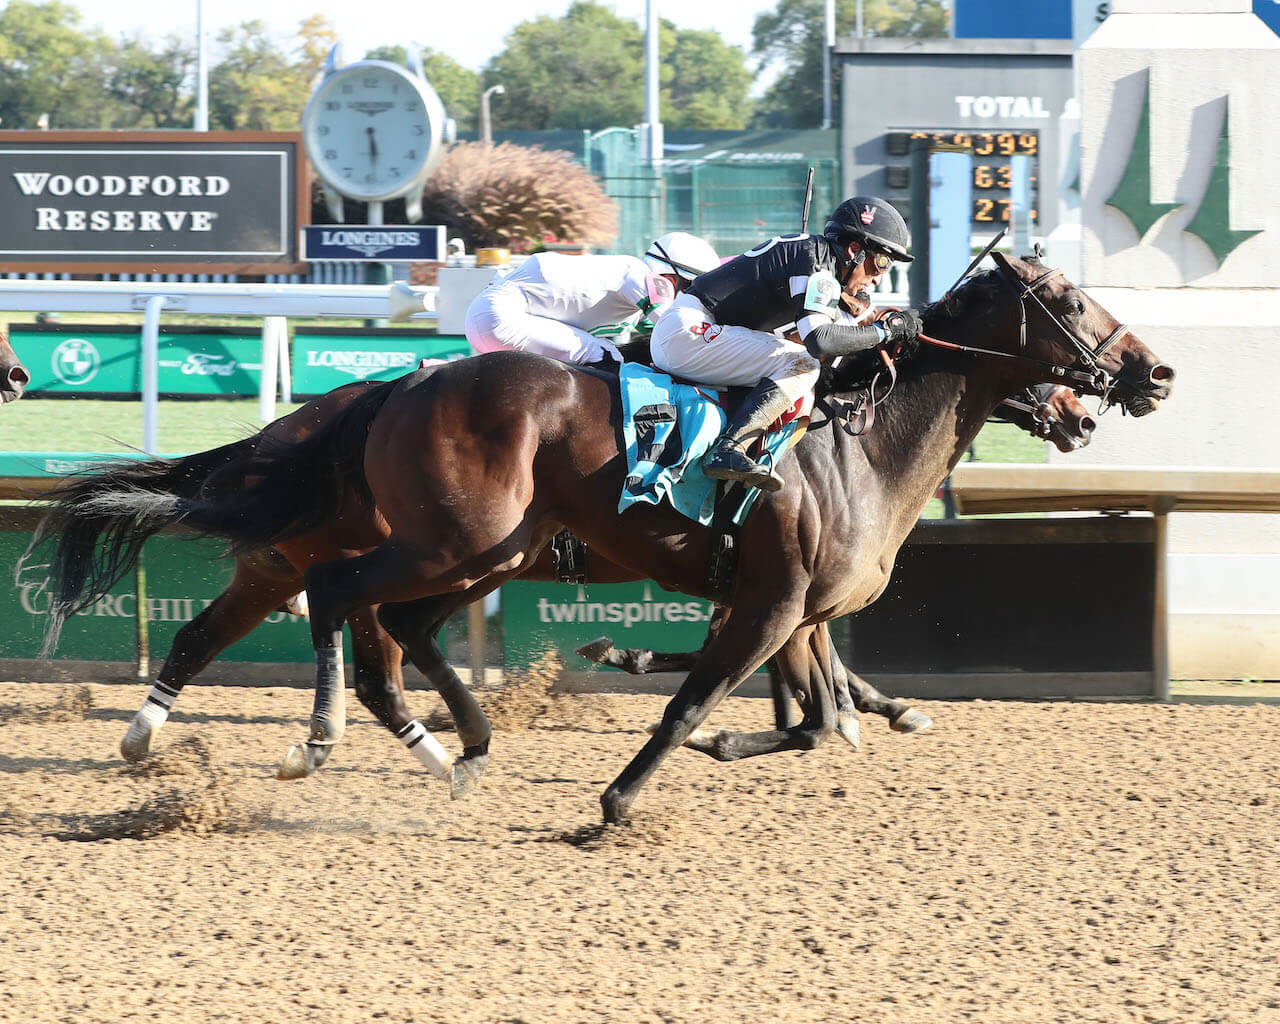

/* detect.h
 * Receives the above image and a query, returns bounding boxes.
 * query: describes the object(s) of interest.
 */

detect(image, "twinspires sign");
[291,329,469,393]
[502,580,721,672]
[0,131,306,273]
[302,225,446,261]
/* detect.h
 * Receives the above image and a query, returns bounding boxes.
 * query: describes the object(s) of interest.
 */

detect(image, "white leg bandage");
[120,680,180,760]
[395,720,453,781]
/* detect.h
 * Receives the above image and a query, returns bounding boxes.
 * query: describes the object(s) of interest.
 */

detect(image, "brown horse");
[0,325,30,404]
[30,255,1172,821]
[294,253,1171,823]
[66,363,1090,767]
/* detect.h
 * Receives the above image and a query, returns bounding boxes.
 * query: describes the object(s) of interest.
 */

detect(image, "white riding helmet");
[643,232,719,283]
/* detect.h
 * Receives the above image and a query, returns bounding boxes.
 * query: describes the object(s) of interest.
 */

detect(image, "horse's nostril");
[1149,363,1175,384]
[8,365,30,388]
[1080,417,1097,434]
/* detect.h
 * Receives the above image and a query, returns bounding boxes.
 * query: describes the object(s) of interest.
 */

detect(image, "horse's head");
[990,252,1175,417]
[999,383,1096,453]
[0,327,30,405]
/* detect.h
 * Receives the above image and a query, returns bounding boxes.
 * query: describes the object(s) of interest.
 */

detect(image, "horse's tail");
[22,378,398,654]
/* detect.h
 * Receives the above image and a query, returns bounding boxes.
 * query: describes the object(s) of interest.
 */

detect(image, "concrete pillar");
[1068,0,1280,679]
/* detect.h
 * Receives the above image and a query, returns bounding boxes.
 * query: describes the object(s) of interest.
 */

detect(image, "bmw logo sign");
[51,337,101,386]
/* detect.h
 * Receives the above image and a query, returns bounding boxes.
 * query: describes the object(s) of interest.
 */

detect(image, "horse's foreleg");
[601,602,802,824]
[122,556,299,762]
[678,625,839,763]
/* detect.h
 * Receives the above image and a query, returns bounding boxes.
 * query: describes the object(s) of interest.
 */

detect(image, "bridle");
[997,386,1058,440]
[917,249,1129,400]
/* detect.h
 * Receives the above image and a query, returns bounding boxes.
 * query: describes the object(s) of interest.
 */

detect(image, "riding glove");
[880,309,923,353]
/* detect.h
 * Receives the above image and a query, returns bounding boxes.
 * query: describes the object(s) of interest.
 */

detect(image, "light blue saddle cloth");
[617,364,799,526]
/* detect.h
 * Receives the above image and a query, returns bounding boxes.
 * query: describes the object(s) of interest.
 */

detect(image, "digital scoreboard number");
[884,129,1039,229]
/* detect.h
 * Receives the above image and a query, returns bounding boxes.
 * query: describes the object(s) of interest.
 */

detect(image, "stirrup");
[704,445,783,492]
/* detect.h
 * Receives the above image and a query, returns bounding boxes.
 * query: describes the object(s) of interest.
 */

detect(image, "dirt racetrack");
[1,672,1278,1024]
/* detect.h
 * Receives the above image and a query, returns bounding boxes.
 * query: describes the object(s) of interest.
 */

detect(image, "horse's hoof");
[601,788,630,826]
[277,742,330,780]
[575,637,615,663]
[450,756,486,801]
[835,712,861,750]
[119,724,154,763]
[682,727,721,752]
[277,744,310,780]
[891,708,933,734]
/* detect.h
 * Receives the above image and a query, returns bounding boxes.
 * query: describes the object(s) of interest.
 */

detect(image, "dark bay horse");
[0,325,30,404]
[159,255,1173,820]
[27,254,1172,821]
[42,358,1090,769]
[288,253,1171,823]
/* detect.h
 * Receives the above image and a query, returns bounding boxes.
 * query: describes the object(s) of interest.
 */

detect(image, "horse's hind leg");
[375,589,504,799]
[122,552,300,761]
[835,641,933,734]
[287,526,545,781]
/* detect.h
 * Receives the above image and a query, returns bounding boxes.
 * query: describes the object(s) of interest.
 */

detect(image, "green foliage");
[108,35,195,128]
[487,1,645,130]
[0,1,116,129]
[423,50,480,133]
[208,17,336,131]
[486,1,752,131]
[0,2,751,134]
[660,25,754,130]
[751,0,949,129]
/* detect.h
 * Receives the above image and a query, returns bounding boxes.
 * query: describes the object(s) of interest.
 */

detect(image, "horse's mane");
[919,267,1006,327]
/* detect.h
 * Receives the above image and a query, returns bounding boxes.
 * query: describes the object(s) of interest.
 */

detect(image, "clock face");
[302,62,438,202]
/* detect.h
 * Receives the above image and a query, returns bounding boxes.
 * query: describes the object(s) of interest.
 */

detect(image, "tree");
[751,0,949,129]
[0,1,119,129]
[107,34,195,128]
[660,24,754,130]
[208,17,336,131]
[485,2,753,132]
[486,1,644,131]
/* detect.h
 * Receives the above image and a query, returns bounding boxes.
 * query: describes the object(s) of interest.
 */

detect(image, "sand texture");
[1,676,1278,1024]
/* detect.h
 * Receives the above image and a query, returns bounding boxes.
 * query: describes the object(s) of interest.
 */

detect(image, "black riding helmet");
[823,196,914,264]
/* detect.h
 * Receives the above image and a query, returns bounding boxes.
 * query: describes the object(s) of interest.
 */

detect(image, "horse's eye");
[1065,300,1085,316]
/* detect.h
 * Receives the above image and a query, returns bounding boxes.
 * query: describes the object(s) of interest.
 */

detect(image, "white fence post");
[259,316,283,423]
[140,294,167,455]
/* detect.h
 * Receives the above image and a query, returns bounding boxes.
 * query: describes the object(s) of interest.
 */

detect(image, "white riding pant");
[465,284,621,365]
[650,293,820,406]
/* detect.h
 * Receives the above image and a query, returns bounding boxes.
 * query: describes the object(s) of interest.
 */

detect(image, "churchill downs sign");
[0,131,307,273]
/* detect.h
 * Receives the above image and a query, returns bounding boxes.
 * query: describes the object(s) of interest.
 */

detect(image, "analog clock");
[301,58,446,203]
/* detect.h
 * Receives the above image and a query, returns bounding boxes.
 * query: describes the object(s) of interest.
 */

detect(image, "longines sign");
[0,131,308,273]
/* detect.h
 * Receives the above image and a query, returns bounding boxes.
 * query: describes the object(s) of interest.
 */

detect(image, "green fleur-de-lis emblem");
[1104,72,1260,268]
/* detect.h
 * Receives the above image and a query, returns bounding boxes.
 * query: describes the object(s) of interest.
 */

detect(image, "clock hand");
[366,126,378,161]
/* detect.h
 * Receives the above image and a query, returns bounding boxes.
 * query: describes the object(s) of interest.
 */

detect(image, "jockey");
[649,196,922,492]
[464,232,720,366]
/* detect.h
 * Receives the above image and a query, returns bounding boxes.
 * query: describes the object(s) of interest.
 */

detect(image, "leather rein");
[916,264,1130,400]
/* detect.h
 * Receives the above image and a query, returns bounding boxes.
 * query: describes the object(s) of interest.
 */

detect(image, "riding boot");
[703,378,794,492]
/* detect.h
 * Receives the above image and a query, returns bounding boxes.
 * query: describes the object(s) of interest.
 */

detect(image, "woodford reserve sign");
[0,131,308,273]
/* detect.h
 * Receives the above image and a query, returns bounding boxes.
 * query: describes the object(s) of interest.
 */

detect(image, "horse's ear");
[991,250,1029,280]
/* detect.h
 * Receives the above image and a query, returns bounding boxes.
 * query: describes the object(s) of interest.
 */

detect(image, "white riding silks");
[396,720,452,781]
